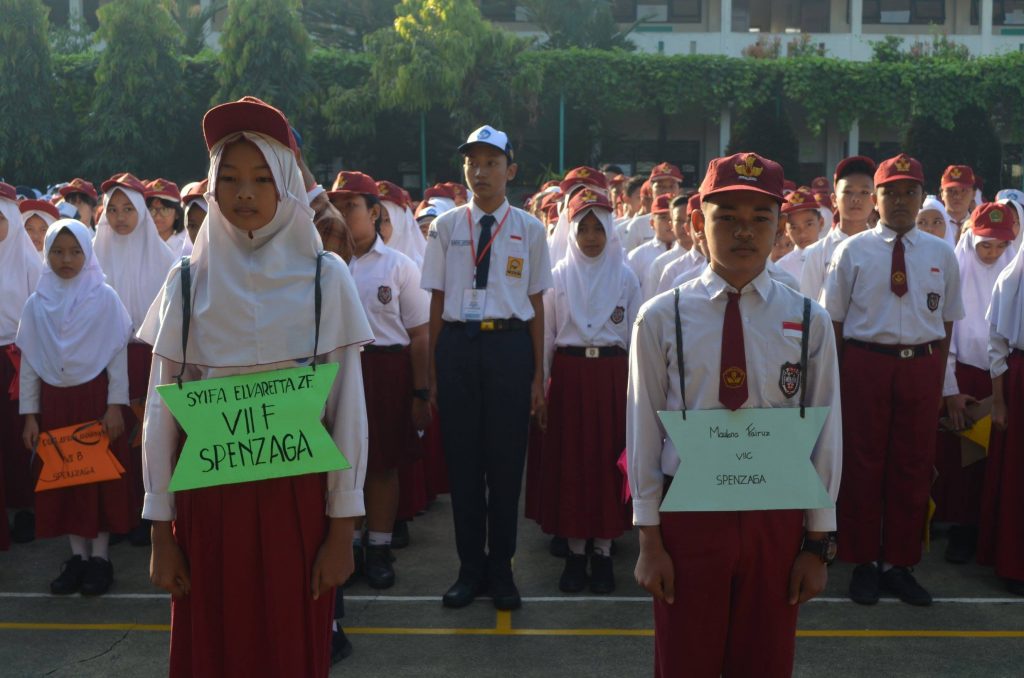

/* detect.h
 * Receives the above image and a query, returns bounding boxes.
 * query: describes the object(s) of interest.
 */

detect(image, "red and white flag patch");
[782,321,803,338]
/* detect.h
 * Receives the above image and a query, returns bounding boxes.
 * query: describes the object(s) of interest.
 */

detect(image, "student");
[620,175,646,221]
[628,152,841,677]
[58,179,99,228]
[328,171,430,589]
[627,195,674,285]
[656,194,706,296]
[915,196,953,241]
[181,180,209,245]
[623,165,681,252]
[19,199,59,256]
[140,97,372,677]
[146,179,193,257]
[421,124,552,611]
[775,188,823,282]
[17,218,134,595]
[377,180,426,267]
[800,157,876,301]
[936,203,1015,564]
[548,166,608,264]
[415,203,439,239]
[541,190,639,594]
[642,194,693,301]
[822,153,963,606]
[940,165,975,243]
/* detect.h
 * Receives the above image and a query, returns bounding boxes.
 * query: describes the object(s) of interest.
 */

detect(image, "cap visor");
[701,186,784,204]
[203,101,293,151]
[877,175,923,187]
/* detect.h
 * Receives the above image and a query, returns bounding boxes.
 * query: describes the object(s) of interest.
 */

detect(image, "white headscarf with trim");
[0,197,44,343]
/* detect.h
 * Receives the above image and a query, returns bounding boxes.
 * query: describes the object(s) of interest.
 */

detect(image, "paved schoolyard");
[1,496,1022,677]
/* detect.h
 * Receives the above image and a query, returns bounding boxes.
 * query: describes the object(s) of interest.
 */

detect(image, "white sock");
[592,539,612,557]
[367,531,392,546]
[567,538,587,555]
[69,535,89,558]
[332,620,339,632]
[91,532,110,561]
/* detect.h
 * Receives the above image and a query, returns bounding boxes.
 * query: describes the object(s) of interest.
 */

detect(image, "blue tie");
[475,215,496,290]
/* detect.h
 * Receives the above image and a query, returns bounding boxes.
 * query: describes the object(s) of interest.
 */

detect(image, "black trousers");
[436,323,534,583]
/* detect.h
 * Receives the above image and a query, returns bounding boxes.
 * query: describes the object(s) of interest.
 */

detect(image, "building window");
[800,0,830,32]
[612,0,638,22]
[478,0,516,21]
[972,1,1024,25]
[862,0,946,25]
[668,0,702,22]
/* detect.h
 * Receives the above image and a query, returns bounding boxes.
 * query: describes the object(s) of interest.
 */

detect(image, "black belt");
[363,344,406,353]
[846,339,938,360]
[556,346,626,358]
[445,319,527,332]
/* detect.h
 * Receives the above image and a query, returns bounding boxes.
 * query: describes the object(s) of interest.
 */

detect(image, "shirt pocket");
[368,276,401,317]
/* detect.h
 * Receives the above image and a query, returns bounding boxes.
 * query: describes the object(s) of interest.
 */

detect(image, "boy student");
[822,153,964,607]
[800,156,876,301]
[655,193,706,296]
[421,125,552,611]
[628,152,841,678]
[642,194,693,300]
[627,195,675,287]
[775,187,824,282]
[941,165,976,240]
[623,164,682,252]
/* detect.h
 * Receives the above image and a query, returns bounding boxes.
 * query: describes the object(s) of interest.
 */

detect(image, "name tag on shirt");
[462,289,486,322]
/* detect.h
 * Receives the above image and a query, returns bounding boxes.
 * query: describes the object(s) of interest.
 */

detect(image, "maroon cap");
[423,184,455,201]
[560,166,608,193]
[539,191,561,212]
[145,178,181,203]
[567,189,612,221]
[19,199,59,221]
[941,165,975,189]
[783,180,797,193]
[609,173,627,186]
[181,179,209,203]
[328,171,378,199]
[58,178,98,202]
[833,156,876,185]
[651,194,673,215]
[203,96,298,153]
[699,153,785,204]
[781,187,820,215]
[0,182,16,202]
[810,176,829,192]
[443,182,468,202]
[376,180,407,207]
[101,172,148,196]
[649,162,683,183]
[971,203,1015,241]
[686,192,701,216]
[875,153,924,187]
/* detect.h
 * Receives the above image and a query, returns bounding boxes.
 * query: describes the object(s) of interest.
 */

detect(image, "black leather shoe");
[391,520,410,549]
[442,577,487,609]
[490,576,521,611]
[849,563,880,605]
[343,544,364,589]
[944,525,977,564]
[50,555,88,595]
[1007,579,1024,596]
[11,510,34,544]
[549,536,569,558]
[331,628,353,664]
[559,554,588,593]
[364,544,396,589]
[589,554,615,594]
[80,557,114,596]
[881,567,932,606]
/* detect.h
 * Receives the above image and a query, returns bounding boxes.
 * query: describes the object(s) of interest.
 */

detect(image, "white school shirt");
[19,346,129,414]
[614,216,631,243]
[141,346,367,521]
[626,267,842,531]
[627,237,672,287]
[799,228,848,301]
[822,224,964,345]
[658,247,706,295]
[623,214,654,252]
[642,243,684,301]
[349,236,429,346]
[165,230,193,258]
[672,258,799,292]
[420,199,552,321]
[775,246,807,284]
[543,262,641,380]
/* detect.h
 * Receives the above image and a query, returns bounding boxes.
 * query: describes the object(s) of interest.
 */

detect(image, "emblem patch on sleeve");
[378,285,393,305]
[926,292,940,312]
[779,362,801,398]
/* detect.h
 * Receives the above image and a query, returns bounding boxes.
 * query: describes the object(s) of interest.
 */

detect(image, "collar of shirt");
[469,198,510,225]
[353,234,386,264]
[876,222,920,246]
[699,265,773,302]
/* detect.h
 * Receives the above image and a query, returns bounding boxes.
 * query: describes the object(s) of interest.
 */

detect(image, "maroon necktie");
[891,234,908,297]
[718,292,748,410]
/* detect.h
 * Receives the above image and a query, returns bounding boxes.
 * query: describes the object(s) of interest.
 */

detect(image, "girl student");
[19,199,60,256]
[17,219,134,595]
[538,189,640,594]
[145,179,193,257]
[94,172,177,546]
[328,172,430,587]
[1,183,44,548]
[377,180,426,267]
[936,203,1016,565]
[181,180,209,245]
[140,97,372,677]
[916,196,954,241]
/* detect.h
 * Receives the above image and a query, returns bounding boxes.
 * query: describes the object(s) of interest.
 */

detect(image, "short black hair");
[670,195,689,210]
[65,191,98,208]
[625,176,646,197]
[364,194,384,233]
[601,164,624,175]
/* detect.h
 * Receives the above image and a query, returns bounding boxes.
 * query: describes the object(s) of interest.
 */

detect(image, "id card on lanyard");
[461,207,511,321]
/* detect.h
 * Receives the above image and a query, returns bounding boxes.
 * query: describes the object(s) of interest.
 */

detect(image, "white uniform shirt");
[627,237,672,288]
[643,243,684,301]
[626,267,842,531]
[543,263,641,379]
[822,224,964,345]
[19,346,129,413]
[800,228,848,301]
[141,347,367,521]
[672,258,799,292]
[623,214,654,252]
[658,247,706,295]
[350,236,429,346]
[775,246,806,285]
[420,199,552,321]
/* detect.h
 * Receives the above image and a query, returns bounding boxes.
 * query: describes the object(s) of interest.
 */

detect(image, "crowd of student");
[1,95,1023,677]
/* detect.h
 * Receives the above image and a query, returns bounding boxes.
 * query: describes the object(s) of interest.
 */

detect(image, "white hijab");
[996,195,1024,254]
[138,132,373,367]
[989,240,1024,348]
[919,195,957,247]
[548,183,606,264]
[0,197,44,344]
[16,219,132,386]
[382,200,424,266]
[93,186,177,331]
[556,205,625,344]
[954,229,1013,370]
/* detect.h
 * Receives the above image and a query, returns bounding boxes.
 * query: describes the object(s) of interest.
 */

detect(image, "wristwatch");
[412,388,431,402]
[800,534,837,565]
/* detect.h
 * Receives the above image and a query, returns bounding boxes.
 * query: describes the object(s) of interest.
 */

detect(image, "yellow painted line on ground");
[1,622,1022,639]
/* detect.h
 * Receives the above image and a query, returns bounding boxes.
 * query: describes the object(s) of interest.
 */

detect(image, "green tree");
[170,0,226,56]
[87,0,190,179]
[518,0,636,50]
[727,99,800,184]
[904,106,1002,195]
[0,0,56,186]
[301,0,397,50]
[216,0,312,118]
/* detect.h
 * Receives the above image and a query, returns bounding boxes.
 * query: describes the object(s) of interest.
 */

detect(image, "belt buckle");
[898,347,914,359]
[480,320,495,331]
[585,347,600,359]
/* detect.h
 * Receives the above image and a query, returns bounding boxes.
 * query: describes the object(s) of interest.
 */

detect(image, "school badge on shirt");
[779,362,801,398]
[927,292,940,312]
[610,306,625,324]
[506,256,524,279]
[378,285,393,305]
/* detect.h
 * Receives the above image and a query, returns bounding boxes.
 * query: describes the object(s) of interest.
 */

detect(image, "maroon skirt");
[978,352,1024,581]
[1,344,33,510]
[124,342,153,514]
[422,406,449,496]
[932,362,990,524]
[537,351,632,539]
[361,349,422,474]
[34,373,136,538]
[171,472,334,677]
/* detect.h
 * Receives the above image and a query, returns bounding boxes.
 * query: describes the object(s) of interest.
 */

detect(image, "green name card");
[158,364,348,492]
[658,407,834,512]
